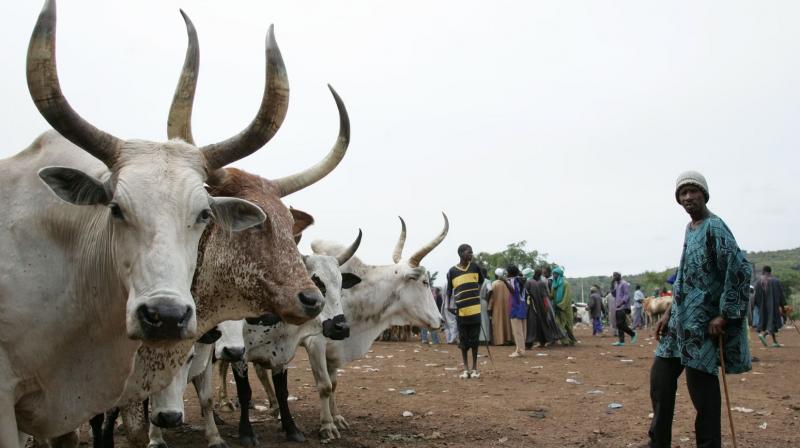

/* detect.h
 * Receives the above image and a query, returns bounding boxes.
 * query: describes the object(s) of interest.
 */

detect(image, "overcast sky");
[2,1,798,282]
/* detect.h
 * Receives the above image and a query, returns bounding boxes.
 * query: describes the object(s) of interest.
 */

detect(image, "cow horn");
[27,0,123,168]
[408,212,449,268]
[337,229,362,266]
[392,216,406,264]
[199,24,289,171]
[167,10,199,145]
[274,85,349,197]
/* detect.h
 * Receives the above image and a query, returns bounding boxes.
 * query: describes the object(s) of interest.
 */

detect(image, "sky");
[1,1,799,283]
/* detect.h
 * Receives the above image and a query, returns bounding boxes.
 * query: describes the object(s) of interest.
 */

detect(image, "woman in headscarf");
[551,266,577,346]
[487,268,513,345]
[505,265,527,357]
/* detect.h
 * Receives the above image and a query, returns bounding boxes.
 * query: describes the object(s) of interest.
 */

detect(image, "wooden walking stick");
[718,335,738,448]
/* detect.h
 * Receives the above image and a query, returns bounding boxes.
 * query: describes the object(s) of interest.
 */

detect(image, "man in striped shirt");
[446,244,484,379]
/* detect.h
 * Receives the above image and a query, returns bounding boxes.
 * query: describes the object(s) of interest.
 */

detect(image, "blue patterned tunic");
[655,215,752,375]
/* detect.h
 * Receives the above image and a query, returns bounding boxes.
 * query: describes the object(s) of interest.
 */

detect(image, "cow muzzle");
[150,411,183,428]
[136,301,194,341]
[322,314,350,340]
[298,289,324,319]
[220,346,245,362]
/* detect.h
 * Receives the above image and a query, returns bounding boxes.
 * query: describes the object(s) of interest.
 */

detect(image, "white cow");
[285,214,447,442]
[147,320,245,448]
[230,231,363,443]
[0,1,304,444]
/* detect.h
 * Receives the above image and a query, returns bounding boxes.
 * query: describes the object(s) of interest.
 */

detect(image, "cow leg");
[271,369,305,442]
[0,391,22,448]
[147,421,167,448]
[304,337,339,441]
[89,414,104,448]
[122,401,149,448]
[46,431,79,448]
[231,362,258,447]
[328,366,348,430]
[252,364,279,419]
[102,408,120,448]
[217,361,235,413]
[193,358,227,448]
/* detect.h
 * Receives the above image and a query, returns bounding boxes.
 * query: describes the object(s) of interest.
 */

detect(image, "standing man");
[446,244,484,379]
[611,272,636,346]
[632,284,645,329]
[488,268,513,346]
[588,286,604,336]
[645,171,752,448]
[478,266,493,345]
[753,265,787,347]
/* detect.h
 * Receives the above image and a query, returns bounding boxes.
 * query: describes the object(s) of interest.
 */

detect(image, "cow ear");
[38,166,110,205]
[210,197,266,231]
[290,207,315,240]
[197,327,222,344]
[341,273,362,289]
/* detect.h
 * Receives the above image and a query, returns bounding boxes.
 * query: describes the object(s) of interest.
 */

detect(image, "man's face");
[678,185,705,215]
[613,272,621,282]
[460,247,474,262]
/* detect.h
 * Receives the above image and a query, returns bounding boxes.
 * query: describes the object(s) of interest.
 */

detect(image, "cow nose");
[150,411,183,428]
[137,304,192,341]
[221,347,245,361]
[297,290,324,318]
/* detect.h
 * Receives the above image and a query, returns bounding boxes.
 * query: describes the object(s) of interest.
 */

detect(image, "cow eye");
[109,203,124,220]
[311,274,327,297]
[196,208,212,224]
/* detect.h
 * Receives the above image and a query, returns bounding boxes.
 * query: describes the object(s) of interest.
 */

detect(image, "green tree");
[475,241,547,278]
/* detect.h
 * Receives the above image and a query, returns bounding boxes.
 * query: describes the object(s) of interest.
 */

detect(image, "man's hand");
[655,316,669,341]
[708,316,727,336]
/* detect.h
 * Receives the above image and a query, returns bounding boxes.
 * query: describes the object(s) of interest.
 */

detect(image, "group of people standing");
[586,273,640,345]
[441,245,580,378]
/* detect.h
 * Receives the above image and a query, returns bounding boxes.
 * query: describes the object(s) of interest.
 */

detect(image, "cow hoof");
[333,415,349,429]
[213,411,226,426]
[148,443,168,448]
[319,423,340,441]
[209,443,229,448]
[285,429,306,443]
[219,399,237,412]
[239,435,260,447]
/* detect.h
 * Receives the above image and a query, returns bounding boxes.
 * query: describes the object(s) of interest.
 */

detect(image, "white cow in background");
[295,214,447,441]
[215,231,363,443]
[147,320,245,448]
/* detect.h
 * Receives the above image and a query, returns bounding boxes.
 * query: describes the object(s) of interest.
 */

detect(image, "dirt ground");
[93,325,799,448]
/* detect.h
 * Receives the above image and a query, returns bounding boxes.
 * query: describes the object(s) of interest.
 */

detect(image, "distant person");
[588,286,604,336]
[632,284,645,329]
[446,244,484,379]
[420,287,442,345]
[753,265,787,347]
[525,268,564,347]
[488,268,513,346]
[611,272,636,346]
[551,266,576,345]
[646,171,752,448]
[542,265,553,294]
[478,266,493,345]
[505,265,528,357]
[605,290,617,337]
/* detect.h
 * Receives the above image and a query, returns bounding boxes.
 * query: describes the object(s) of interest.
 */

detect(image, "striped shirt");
[446,262,484,324]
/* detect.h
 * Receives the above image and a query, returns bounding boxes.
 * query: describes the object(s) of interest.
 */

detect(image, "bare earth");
[96,325,799,448]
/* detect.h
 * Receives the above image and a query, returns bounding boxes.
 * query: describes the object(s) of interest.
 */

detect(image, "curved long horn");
[337,229,362,266]
[392,216,406,264]
[167,10,199,145]
[274,85,349,197]
[200,24,289,170]
[27,0,123,167]
[408,212,449,268]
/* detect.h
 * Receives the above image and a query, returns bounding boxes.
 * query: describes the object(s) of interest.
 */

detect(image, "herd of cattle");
[1,2,446,447]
